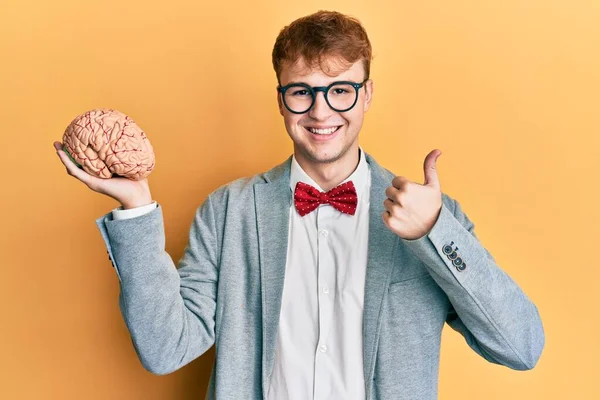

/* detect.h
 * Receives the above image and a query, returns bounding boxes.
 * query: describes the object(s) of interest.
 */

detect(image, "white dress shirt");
[111,149,371,400]
[268,149,370,400]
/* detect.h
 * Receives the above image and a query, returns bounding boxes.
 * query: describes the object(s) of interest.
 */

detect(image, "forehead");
[279,57,365,86]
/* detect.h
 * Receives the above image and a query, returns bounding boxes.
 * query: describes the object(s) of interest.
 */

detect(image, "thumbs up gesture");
[382,149,443,240]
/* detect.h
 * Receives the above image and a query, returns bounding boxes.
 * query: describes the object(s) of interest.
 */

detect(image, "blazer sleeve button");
[443,244,454,255]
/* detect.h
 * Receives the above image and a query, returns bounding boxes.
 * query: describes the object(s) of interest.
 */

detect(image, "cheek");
[288,116,300,128]
[344,111,362,127]
[283,113,303,130]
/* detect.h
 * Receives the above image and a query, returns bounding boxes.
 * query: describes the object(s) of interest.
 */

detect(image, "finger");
[382,209,403,232]
[383,198,395,213]
[423,149,441,189]
[383,198,404,219]
[55,144,94,185]
[385,185,401,202]
[391,176,410,190]
[382,210,392,228]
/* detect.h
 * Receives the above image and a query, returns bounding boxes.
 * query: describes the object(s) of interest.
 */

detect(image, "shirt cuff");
[112,201,158,220]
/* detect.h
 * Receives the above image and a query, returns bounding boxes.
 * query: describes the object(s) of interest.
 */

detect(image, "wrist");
[121,195,153,210]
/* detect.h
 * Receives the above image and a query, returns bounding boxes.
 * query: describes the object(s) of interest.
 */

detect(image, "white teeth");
[308,126,339,135]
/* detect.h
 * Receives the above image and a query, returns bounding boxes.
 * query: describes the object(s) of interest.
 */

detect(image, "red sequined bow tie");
[294,181,358,216]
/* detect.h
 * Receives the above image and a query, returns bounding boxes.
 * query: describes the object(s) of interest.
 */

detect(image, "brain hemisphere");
[62,109,155,180]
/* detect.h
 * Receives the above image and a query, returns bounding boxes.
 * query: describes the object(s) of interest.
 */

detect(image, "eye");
[329,84,354,96]
[290,89,311,97]
[332,88,349,95]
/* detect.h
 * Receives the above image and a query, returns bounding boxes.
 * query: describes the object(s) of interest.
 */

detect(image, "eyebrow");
[280,79,359,87]
[281,80,306,86]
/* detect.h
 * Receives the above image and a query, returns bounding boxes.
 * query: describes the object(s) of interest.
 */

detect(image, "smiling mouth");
[304,126,342,135]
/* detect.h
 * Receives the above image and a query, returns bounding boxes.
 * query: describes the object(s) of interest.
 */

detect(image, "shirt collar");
[289,147,370,198]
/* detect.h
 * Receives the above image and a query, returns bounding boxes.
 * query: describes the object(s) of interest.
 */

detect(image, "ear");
[363,79,374,113]
[276,89,284,116]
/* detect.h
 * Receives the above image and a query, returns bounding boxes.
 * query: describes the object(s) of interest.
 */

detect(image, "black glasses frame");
[277,79,369,114]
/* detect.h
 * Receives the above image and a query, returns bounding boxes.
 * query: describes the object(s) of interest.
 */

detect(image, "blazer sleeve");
[95,195,219,375]
[400,193,545,370]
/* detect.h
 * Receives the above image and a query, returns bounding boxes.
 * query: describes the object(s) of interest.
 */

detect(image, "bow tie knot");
[294,181,358,217]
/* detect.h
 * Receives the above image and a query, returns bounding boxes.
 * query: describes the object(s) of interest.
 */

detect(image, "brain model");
[61,109,155,180]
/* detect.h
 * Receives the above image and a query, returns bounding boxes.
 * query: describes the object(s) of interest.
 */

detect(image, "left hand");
[382,149,443,240]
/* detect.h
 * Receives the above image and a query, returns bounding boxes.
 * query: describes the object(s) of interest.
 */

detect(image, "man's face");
[277,57,373,167]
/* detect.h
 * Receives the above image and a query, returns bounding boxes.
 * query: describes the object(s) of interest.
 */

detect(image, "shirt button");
[319,344,328,353]
[323,285,329,294]
[320,230,329,237]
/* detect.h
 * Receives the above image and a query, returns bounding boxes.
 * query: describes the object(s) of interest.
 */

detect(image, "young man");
[53,10,544,400]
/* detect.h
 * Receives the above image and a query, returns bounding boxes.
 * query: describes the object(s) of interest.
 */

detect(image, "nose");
[308,91,334,121]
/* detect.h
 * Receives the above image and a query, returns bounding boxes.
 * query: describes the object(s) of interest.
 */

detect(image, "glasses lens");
[283,85,313,113]
[327,83,357,111]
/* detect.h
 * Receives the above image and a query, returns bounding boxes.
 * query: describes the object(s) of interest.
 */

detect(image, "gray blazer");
[96,152,544,400]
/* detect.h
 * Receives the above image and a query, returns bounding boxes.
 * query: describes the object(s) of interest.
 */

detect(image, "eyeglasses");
[277,79,369,114]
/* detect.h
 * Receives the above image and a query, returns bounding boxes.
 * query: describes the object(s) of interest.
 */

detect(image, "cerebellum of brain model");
[61,109,155,180]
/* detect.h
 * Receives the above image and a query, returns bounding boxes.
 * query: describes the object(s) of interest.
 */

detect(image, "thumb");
[423,149,441,188]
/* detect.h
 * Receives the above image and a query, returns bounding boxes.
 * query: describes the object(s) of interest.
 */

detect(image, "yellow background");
[1,0,598,398]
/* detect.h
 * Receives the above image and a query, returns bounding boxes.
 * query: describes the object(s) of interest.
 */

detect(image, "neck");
[295,147,361,191]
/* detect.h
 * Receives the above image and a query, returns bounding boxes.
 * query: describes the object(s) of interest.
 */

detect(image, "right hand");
[53,141,153,209]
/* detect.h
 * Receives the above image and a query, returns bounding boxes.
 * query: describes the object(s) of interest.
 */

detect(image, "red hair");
[272,10,373,82]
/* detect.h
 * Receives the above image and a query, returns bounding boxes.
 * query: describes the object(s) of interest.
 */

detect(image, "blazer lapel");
[253,158,293,398]
[363,154,401,393]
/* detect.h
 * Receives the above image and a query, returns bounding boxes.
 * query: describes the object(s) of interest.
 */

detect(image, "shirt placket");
[313,204,335,400]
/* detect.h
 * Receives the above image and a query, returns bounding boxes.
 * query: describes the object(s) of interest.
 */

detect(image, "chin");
[303,146,349,165]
